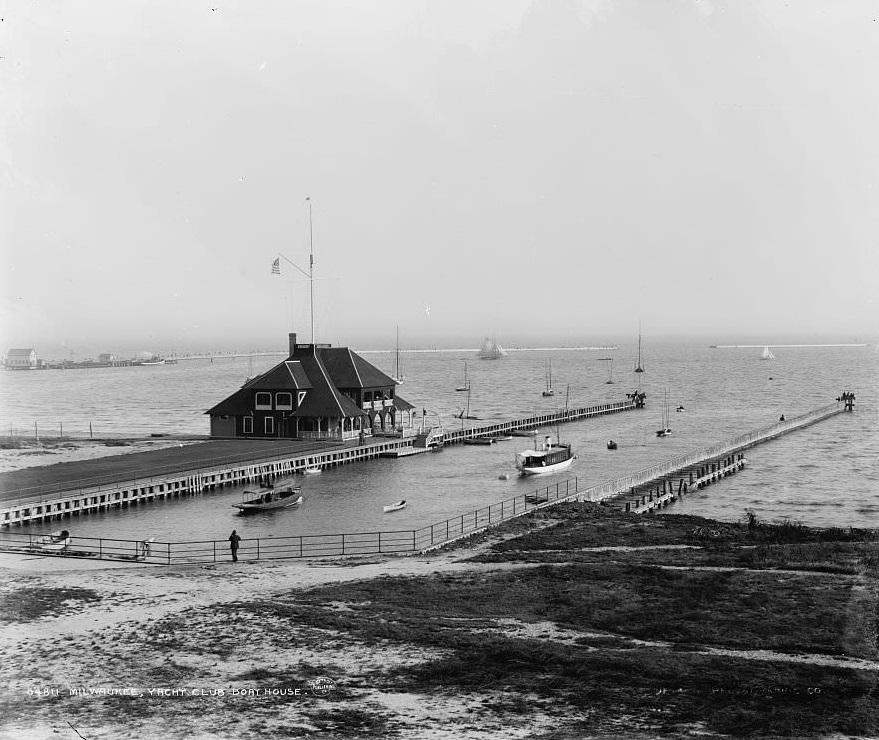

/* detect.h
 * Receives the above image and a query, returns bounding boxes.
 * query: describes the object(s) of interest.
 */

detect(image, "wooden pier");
[0,395,856,564]
[0,399,637,527]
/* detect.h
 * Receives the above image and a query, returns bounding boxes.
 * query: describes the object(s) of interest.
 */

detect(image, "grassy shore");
[1,503,877,739]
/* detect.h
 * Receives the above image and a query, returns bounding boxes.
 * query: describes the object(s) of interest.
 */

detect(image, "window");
[265,417,275,435]
[243,416,254,434]
[276,392,293,410]
[255,392,272,410]
[297,391,307,406]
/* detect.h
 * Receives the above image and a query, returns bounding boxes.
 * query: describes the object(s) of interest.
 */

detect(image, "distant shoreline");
[711,343,868,348]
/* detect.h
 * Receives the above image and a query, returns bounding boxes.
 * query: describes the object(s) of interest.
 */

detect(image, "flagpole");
[307,196,314,344]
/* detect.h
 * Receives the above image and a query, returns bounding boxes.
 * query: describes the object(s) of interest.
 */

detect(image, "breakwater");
[0,397,853,561]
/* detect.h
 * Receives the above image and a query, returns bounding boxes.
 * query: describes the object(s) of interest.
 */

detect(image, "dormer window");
[276,392,293,410]
[297,391,307,406]
[255,392,272,410]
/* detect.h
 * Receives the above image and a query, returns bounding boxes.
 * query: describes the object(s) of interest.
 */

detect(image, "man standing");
[228,529,241,562]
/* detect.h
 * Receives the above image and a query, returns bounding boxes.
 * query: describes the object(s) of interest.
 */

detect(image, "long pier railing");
[0,397,852,563]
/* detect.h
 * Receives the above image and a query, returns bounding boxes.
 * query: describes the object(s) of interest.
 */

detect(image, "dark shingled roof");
[206,344,413,419]
[206,360,311,416]
[319,347,396,389]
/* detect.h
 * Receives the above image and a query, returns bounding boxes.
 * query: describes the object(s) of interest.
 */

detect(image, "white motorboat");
[383,500,407,513]
[515,434,574,476]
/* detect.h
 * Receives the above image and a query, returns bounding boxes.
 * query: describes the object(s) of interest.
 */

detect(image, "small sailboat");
[634,322,645,373]
[542,360,555,397]
[455,360,470,392]
[383,500,407,513]
[599,357,615,384]
[455,386,479,420]
[391,326,405,383]
[656,389,672,437]
[760,346,775,360]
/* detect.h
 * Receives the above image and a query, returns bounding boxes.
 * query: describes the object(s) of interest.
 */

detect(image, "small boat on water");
[391,326,405,384]
[607,440,618,450]
[455,360,470,392]
[303,466,322,475]
[634,322,645,373]
[383,500,407,513]
[233,479,303,513]
[760,345,775,360]
[542,360,555,397]
[36,530,71,551]
[656,389,672,437]
[515,434,574,476]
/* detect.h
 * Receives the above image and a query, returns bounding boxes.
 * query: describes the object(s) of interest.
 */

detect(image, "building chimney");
[288,333,297,356]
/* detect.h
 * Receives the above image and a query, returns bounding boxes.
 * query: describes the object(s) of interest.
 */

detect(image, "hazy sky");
[1,0,877,356]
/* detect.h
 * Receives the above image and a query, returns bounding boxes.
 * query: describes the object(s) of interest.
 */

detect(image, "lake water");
[1,341,876,540]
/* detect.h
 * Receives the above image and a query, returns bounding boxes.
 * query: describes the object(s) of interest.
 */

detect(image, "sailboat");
[455,386,479,420]
[392,326,405,384]
[478,337,506,360]
[599,357,614,384]
[455,360,470,392]
[634,323,645,373]
[656,389,672,437]
[542,360,555,396]
[760,346,775,360]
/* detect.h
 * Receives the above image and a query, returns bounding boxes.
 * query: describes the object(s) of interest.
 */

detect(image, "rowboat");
[383,500,407,513]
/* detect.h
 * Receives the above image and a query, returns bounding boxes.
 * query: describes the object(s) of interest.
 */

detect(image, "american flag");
[271,258,280,275]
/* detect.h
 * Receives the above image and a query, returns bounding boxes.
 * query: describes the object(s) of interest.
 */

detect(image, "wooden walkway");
[0,399,637,526]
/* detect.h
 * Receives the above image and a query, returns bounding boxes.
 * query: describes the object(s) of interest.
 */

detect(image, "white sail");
[760,346,775,360]
[478,337,506,360]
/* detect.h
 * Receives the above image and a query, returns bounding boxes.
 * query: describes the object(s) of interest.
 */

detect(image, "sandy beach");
[0,437,206,474]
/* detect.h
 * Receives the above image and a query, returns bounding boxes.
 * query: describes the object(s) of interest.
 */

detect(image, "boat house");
[207,333,415,441]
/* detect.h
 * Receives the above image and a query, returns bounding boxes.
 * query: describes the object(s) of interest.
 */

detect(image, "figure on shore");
[228,529,241,562]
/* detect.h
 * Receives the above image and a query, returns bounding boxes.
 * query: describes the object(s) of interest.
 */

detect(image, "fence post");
[342,533,345,555]
[213,541,216,563]
[167,543,171,565]
[99,539,102,559]
[378,531,381,553]
[257,539,260,560]
[412,530,416,551]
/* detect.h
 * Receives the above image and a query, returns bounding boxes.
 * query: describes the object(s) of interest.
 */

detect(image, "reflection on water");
[3,343,876,538]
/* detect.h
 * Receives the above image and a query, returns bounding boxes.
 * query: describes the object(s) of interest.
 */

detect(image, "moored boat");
[233,479,303,513]
[515,434,574,476]
[36,529,71,551]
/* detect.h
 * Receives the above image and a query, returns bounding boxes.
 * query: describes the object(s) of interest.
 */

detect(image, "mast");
[635,321,644,373]
[307,196,314,344]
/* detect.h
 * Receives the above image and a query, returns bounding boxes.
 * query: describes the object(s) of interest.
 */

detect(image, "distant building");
[5,348,38,370]
[206,333,415,440]
[98,353,117,364]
